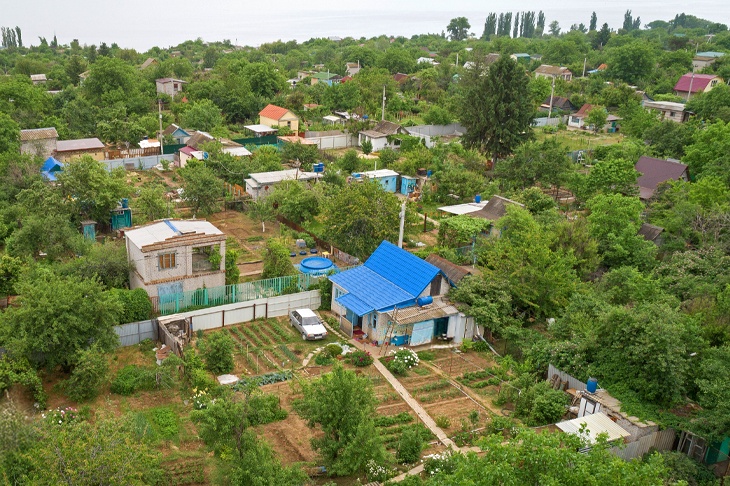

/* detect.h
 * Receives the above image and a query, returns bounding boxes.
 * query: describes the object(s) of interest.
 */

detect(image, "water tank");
[417,296,433,307]
[475,194,481,203]
[586,377,598,393]
[121,198,129,209]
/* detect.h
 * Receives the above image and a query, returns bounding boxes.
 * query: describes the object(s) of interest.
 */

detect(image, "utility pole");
[582,57,587,78]
[158,99,164,156]
[397,200,406,248]
[381,85,386,121]
[687,66,696,101]
[547,75,556,121]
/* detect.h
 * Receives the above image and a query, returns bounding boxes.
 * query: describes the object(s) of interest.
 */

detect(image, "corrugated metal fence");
[114,320,158,346]
[102,154,176,172]
[610,429,676,461]
[548,363,587,391]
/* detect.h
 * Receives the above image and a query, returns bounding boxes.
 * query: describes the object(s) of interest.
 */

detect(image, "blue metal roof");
[41,157,62,173]
[364,241,440,297]
[335,293,373,316]
[330,241,440,313]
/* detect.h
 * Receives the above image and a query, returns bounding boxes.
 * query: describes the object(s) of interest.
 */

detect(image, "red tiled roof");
[340,76,353,82]
[259,104,291,120]
[573,103,593,118]
[394,73,409,83]
[673,73,720,93]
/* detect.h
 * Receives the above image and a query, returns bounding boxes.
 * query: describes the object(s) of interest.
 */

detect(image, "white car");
[289,308,328,340]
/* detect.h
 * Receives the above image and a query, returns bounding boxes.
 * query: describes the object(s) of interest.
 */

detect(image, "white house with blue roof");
[329,241,475,346]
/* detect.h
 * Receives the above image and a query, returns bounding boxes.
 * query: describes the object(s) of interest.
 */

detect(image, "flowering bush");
[346,349,373,367]
[388,349,419,375]
[365,459,394,482]
[191,388,216,410]
[423,450,457,476]
[42,406,79,425]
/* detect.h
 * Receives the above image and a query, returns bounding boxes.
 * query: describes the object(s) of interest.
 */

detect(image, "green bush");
[515,381,569,427]
[324,343,343,358]
[111,365,156,396]
[247,393,288,425]
[396,426,425,464]
[388,359,408,376]
[64,345,109,402]
[416,351,436,361]
[435,415,451,428]
[201,332,235,374]
[188,367,217,393]
[149,407,179,440]
[314,352,334,366]
[472,340,490,353]
[110,288,152,324]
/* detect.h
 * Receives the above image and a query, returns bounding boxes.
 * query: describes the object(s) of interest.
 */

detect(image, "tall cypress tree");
[513,13,520,38]
[536,11,546,36]
[589,12,598,31]
[458,54,534,166]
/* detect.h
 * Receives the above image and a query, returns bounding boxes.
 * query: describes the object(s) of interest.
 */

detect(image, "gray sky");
[4,0,728,51]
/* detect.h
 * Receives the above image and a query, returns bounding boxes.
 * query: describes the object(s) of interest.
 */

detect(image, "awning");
[384,300,459,326]
[336,293,373,316]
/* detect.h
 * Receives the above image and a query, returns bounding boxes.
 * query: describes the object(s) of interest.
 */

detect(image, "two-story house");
[125,219,226,299]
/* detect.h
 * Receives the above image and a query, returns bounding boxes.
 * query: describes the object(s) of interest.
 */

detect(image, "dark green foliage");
[396,425,425,463]
[109,288,152,324]
[64,345,109,402]
[514,380,569,426]
[659,451,720,486]
[0,355,46,407]
[437,215,491,247]
[111,365,156,395]
[201,332,235,374]
[261,238,297,278]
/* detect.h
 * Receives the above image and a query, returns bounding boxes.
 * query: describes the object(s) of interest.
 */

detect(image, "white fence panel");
[191,312,223,331]
[224,305,256,326]
[102,154,175,172]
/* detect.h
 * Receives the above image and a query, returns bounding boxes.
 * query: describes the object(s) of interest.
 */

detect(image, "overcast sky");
[4,0,728,51]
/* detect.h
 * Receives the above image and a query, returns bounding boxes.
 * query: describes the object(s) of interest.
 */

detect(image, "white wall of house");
[127,239,225,298]
[358,134,389,152]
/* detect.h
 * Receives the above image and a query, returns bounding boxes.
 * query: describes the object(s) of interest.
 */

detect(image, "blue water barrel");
[121,198,129,209]
[587,377,598,393]
[475,194,481,203]
[417,296,433,307]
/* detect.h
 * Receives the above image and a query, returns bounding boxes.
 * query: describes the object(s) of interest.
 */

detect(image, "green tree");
[0,254,24,297]
[269,180,320,224]
[295,364,389,476]
[135,183,169,221]
[589,12,597,31]
[606,41,656,84]
[586,193,657,270]
[82,56,153,114]
[28,415,163,485]
[181,99,225,132]
[450,275,516,335]
[586,105,608,133]
[201,332,235,374]
[0,112,20,153]
[261,238,297,279]
[447,17,471,41]
[56,156,129,224]
[0,270,122,370]
[573,157,640,201]
[225,247,240,285]
[437,215,491,247]
[179,162,224,216]
[280,141,319,171]
[320,181,403,258]
[686,84,730,122]
[247,197,276,233]
[64,344,109,402]
[458,54,533,165]
[495,139,572,190]
[515,380,569,426]
[683,120,730,185]
[360,138,373,155]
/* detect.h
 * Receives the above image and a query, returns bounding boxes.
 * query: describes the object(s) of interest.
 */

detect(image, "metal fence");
[153,266,357,315]
[609,429,676,461]
[548,363,588,391]
[232,135,279,146]
[114,320,158,346]
[102,154,175,171]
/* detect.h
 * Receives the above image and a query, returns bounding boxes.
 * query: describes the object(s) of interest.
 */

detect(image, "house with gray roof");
[20,127,58,158]
[635,156,689,200]
[358,120,408,152]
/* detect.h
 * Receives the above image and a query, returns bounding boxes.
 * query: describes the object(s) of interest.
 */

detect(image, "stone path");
[319,318,456,450]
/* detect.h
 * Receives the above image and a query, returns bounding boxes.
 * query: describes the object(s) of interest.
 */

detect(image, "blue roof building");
[40,156,63,181]
[329,241,475,346]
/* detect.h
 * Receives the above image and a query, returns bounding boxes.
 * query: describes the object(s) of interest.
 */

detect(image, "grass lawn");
[535,128,624,152]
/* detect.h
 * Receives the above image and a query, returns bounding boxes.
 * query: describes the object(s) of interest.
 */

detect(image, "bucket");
[587,377,598,393]
[475,194,481,203]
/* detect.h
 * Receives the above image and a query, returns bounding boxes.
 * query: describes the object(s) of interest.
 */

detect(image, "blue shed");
[361,169,399,193]
[400,175,417,195]
[40,157,63,181]
[81,220,97,241]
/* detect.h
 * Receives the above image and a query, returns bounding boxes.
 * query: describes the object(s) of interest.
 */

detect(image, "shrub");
[110,288,153,324]
[111,365,156,395]
[460,339,474,352]
[64,345,109,402]
[388,349,419,375]
[423,450,457,476]
[396,426,425,464]
[314,352,333,366]
[472,340,490,353]
[515,381,569,427]
[435,415,451,428]
[188,367,217,393]
[361,139,373,155]
[417,351,436,361]
[201,332,235,374]
[346,349,373,367]
[149,407,179,440]
[324,343,343,358]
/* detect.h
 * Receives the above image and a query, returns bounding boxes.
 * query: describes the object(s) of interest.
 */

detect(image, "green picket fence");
[154,265,359,315]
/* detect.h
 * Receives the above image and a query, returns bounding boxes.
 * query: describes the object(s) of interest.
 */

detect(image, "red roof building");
[635,156,689,200]
[259,104,299,132]
[673,73,724,100]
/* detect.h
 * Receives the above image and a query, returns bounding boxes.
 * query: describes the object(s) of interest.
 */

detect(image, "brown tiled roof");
[535,64,571,76]
[638,223,664,242]
[20,127,58,141]
[140,58,158,69]
[573,103,593,119]
[470,195,524,222]
[259,104,293,120]
[162,124,184,136]
[635,156,688,199]
[425,254,473,285]
[371,120,403,135]
[186,131,214,149]
[393,73,409,83]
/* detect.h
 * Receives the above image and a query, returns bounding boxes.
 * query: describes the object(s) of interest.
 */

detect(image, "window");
[711,80,718,87]
[158,252,176,269]
[670,111,675,117]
